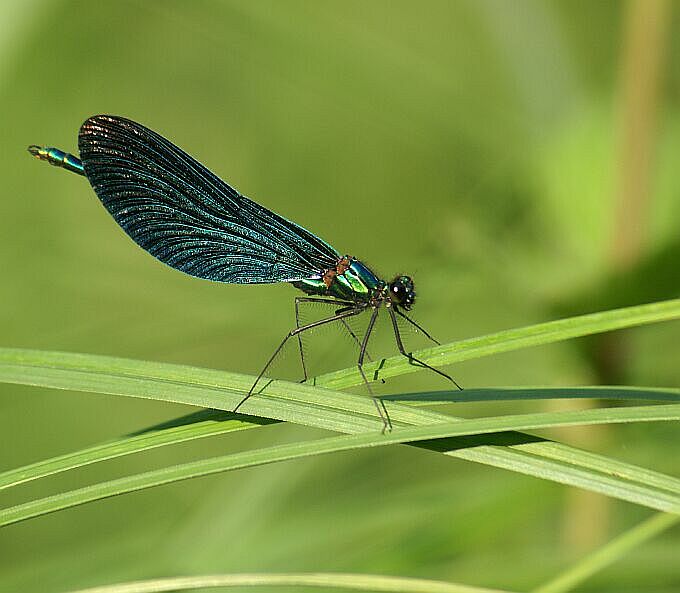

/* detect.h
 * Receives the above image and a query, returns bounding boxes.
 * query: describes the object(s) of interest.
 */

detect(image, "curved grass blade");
[315,298,680,389]
[2,348,680,511]
[2,404,680,527]
[3,386,680,495]
[517,439,680,496]
[388,386,680,405]
[2,299,680,411]
[0,347,395,432]
[0,411,277,491]
[65,573,516,593]
[532,512,680,593]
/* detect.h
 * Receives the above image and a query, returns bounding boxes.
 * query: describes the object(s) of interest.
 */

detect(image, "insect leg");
[234,306,363,412]
[388,306,462,390]
[356,307,391,431]
[294,297,355,382]
[294,298,308,383]
[395,308,441,345]
[297,301,379,373]
[339,318,374,363]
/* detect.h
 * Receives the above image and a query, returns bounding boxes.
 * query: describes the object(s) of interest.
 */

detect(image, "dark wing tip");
[74,114,340,284]
[79,115,141,142]
[78,115,156,167]
[81,114,124,128]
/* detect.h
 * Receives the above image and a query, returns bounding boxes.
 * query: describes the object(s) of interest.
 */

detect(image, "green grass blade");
[513,440,680,496]
[65,573,517,593]
[3,299,680,405]
[3,385,674,492]
[2,404,680,527]
[0,349,677,495]
[532,512,680,593]
[5,390,680,497]
[314,298,680,389]
[0,411,277,491]
[2,348,680,513]
[389,386,680,405]
[0,348,384,432]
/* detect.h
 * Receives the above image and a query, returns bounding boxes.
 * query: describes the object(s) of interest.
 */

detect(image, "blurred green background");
[1,1,680,591]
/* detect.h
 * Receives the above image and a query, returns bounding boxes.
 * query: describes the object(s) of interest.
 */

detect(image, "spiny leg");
[296,297,380,387]
[234,306,363,412]
[294,296,355,382]
[294,298,308,382]
[395,308,441,345]
[356,307,391,431]
[388,306,462,390]
[339,318,374,363]
[337,312,384,382]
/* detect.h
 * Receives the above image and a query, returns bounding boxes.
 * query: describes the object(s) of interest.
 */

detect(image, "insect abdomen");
[28,146,85,176]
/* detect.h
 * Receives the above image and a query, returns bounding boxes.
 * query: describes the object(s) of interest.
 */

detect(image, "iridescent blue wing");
[77,115,340,284]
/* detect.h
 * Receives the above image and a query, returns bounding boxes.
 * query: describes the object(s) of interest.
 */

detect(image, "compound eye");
[390,282,407,304]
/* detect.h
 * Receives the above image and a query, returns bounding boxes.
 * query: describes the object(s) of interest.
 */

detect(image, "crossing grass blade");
[2,387,679,493]
[2,403,680,527]
[2,298,680,526]
[314,298,680,389]
[1,363,680,517]
[2,350,680,513]
[3,299,680,417]
[0,411,278,491]
[388,386,680,405]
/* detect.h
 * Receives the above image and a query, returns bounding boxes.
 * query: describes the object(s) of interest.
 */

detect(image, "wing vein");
[78,115,341,284]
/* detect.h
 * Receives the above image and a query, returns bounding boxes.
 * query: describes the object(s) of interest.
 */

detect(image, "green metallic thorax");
[292,258,383,302]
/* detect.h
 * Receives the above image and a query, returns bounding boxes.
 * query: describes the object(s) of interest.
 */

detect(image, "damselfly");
[28,115,460,429]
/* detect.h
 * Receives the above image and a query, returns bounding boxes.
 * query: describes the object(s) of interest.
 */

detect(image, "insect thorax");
[291,257,383,302]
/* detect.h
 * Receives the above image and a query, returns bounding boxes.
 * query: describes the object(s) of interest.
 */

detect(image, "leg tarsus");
[389,306,462,391]
[395,308,441,345]
[294,298,308,383]
[294,297,357,383]
[373,397,392,432]
[357,308,392,431]
[340,317,373,363]
[235,306,364,412]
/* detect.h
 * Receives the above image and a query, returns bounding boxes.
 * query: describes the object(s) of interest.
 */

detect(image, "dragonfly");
[28,115,460,429]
